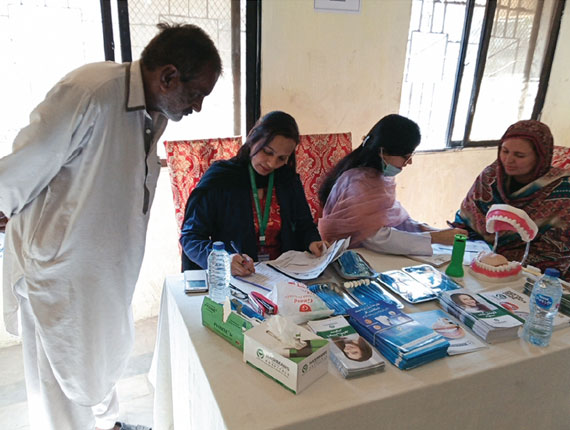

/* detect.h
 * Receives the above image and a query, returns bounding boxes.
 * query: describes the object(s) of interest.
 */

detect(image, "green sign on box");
[201,296,253,351]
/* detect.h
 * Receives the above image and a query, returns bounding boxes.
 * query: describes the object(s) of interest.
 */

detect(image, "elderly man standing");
[0,23,221,430]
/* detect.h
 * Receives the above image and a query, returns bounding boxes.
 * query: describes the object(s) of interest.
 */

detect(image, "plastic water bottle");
[207,241,231,304]
[522,268,562,347]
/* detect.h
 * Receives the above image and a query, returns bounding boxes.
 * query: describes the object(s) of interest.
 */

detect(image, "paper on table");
[231,262,296,293]
[267,238,350,280]
[408,240,491,267]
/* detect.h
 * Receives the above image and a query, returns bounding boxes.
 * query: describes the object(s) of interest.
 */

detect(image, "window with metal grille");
[399,0,565,151]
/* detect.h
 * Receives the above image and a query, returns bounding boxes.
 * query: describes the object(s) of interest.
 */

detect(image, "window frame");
[446,0,566,149]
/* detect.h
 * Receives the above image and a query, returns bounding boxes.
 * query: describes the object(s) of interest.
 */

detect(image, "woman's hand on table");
[309,241,328,257]
[429,228,468,245]
[230,253,255,276]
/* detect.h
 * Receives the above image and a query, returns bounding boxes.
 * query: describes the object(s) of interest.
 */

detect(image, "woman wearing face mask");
[318,114,465,255]
[180,111,325,276]
[454,120,570,280]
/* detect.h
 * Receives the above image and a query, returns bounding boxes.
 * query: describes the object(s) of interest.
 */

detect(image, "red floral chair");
[295,132,352,222]
[552,145,570,169]
[164,137,242,234]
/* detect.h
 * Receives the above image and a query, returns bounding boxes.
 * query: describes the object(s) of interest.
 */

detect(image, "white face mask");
[380,148,402,177]
[382,159,402,177]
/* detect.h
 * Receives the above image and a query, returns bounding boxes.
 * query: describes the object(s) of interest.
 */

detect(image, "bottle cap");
[213,241,225,251]
[544,268,560,278]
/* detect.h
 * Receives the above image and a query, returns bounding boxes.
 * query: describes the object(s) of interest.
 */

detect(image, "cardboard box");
[201,297,253,351]
[243,322,329,394]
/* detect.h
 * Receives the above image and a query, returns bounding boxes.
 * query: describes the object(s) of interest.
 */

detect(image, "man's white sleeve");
[0,81,98,216]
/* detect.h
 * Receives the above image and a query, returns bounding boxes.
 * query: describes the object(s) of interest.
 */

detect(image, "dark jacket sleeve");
[179,164,257,271]
[180,188,217,270]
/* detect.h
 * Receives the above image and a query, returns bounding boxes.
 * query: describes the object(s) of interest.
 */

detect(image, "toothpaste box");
[201,297,253,351]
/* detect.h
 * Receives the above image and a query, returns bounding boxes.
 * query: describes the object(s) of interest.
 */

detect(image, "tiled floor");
[0,316,158,430]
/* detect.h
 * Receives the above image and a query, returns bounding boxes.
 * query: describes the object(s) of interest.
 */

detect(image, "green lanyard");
[248,163,274,245]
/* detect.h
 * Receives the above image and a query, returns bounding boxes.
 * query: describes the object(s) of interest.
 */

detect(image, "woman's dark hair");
[234,111,300,170]
[141,23,222,81]
[333,336,373,362]
[318,114,421,205]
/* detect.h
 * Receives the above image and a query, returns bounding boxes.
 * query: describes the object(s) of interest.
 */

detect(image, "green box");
[201,296,253,351]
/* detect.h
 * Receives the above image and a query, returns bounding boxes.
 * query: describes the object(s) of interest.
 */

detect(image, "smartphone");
[184,270,209,294]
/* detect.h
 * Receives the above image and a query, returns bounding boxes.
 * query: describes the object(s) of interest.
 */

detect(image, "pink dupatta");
[318,167,410,247]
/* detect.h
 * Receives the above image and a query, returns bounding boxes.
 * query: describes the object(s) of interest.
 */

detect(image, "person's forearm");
[362,227,433,255]
[180,235,212,269]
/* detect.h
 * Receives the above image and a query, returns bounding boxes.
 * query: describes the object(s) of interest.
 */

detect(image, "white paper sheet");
[231,262,296,293]
[266,238,350,280]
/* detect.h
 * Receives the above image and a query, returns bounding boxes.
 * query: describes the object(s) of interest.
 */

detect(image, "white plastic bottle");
[522,268,562,347]
[207,241,231,304]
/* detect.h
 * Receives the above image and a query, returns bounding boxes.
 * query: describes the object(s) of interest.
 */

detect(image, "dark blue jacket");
[180,160,321,270]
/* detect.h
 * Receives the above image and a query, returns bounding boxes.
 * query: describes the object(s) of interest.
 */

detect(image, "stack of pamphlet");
[562,294,570,317]
[438,288,522,343]
[307,315,385,378]
[480,287,570,331]
[411,309,487,355]
[347,302,449,370]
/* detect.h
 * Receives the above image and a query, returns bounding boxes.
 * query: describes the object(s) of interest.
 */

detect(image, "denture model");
[469,204,538,282]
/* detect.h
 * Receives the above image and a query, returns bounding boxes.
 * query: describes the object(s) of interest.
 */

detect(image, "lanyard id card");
[249,164,274,262]
[258,246,270,262]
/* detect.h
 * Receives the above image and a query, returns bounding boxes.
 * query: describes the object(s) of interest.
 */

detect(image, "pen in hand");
[230,241,255,275]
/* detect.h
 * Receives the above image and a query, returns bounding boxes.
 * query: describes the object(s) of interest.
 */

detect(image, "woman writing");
[455,120,570,280]
[180,111,325,276]
[318,114,465,255]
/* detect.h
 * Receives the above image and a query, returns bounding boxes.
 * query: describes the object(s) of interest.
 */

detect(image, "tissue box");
[201,297,253,351]
[243,321,329,394]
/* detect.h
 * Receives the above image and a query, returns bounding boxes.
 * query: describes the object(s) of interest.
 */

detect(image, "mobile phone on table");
[184,270,209,294]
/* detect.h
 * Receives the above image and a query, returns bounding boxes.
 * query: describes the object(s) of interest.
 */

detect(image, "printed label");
[535,293,554,310]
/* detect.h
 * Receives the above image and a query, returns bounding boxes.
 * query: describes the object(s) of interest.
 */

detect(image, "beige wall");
[261,0,412,143]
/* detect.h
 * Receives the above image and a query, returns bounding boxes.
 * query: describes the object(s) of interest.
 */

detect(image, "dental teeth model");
[469,204,538,282]
[485,204,538,243]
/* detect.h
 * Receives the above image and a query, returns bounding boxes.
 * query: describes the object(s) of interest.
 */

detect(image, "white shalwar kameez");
[0,60,167,429]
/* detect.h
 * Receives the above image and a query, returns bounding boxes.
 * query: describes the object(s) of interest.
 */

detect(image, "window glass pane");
[0,3,103,157]
[451,2,486,142]
[128,0,246,158]
[400,0,468,150]
[469,0,555,141]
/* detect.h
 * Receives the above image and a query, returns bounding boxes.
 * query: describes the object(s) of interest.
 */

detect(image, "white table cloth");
[151,250,570,430]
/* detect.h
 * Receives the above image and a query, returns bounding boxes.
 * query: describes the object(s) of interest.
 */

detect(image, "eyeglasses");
[380,148,415,165]
[401,153,414,165]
